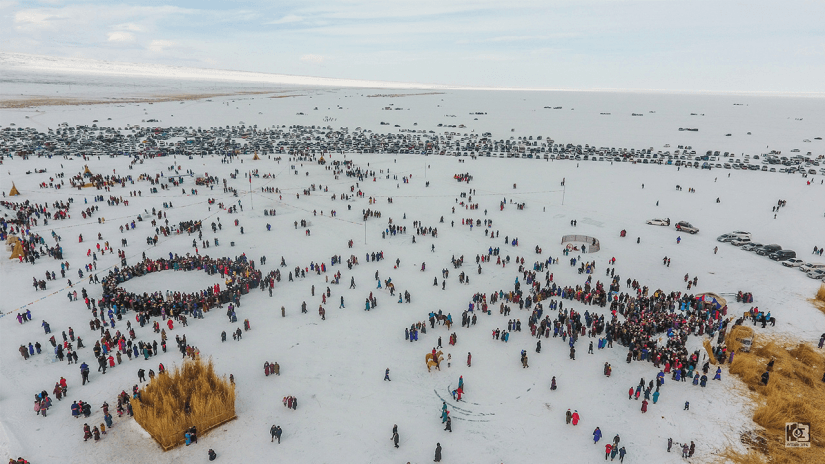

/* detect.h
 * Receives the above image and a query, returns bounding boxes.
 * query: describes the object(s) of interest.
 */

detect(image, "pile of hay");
[811,284,825,316]
[727,325,754,354]
[722,325,825,463]
[133,358,236,450]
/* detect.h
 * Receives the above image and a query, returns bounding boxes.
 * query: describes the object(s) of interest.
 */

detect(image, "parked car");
[731,238,752,246]
[807,269,825,280]
[756,244,782,256]
[729,231,752,240]
[675,221,699,234]
[717,234,735,242]
[800,263,825,273]
[769,250,796,261]
[646,218,671,226]
[782,258,804,267]
[741,242,763,251]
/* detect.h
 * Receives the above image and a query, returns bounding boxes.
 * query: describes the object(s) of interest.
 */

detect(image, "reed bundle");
[132,357,236,450]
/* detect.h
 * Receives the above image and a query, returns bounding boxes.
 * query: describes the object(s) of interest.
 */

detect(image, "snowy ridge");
[0,52,452,90]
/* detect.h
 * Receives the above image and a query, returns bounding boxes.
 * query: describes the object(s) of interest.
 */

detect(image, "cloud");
[107,31,135,43]
[300,54,324,63]
[112,22,143,32]
[14,9,63,28]
[148,40,176,53]
[794,43,825,56]
[267,14,303,25]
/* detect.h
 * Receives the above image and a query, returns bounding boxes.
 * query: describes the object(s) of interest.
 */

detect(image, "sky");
[1,0,824,93]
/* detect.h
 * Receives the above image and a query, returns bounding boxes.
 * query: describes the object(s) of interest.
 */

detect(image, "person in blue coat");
[71,401,80,418]
[713,367,722,380]
[652,390,660,404]
[593,427,602,444]
[693,374,700,385]
[458,376,464,391]
[441,409,449,423]
[185,432,192,445]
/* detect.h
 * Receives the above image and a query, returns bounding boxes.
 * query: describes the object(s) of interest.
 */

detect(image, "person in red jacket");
[467,352,472,367]
[572,410,580,425]
[605,443,613,460]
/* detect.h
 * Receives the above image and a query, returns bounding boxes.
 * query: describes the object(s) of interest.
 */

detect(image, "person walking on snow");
[593,427,602,444]
[572,410,580,425]
[384,368,391,381]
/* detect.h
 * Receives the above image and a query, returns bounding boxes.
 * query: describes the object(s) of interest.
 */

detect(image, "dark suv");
[769,250,796,261]
[756,244,782,256]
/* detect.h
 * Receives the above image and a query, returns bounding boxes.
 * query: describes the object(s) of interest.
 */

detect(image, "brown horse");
[435,314,452,329]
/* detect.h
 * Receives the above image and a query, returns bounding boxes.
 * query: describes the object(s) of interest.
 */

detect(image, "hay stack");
[722,329,825,464]
[727,325,754,354]
[133,357,236,450]
[811,284,825,316]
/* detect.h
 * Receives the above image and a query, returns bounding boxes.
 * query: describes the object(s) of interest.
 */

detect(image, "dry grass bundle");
[811,284,825,316]
[726,325,754,354]
[132,357,236,450]
[703,338,718,365]
[721,328,825,464]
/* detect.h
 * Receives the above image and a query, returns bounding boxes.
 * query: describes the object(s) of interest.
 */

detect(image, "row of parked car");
[717,231,825,280]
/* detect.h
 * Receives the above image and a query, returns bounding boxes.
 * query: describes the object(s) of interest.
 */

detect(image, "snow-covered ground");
[1,82,824,464]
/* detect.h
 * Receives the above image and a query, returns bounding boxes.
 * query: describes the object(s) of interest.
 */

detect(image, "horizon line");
[2,52,825,98]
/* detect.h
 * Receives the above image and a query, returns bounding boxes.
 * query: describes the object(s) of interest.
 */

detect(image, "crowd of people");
[4,144,821,464]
